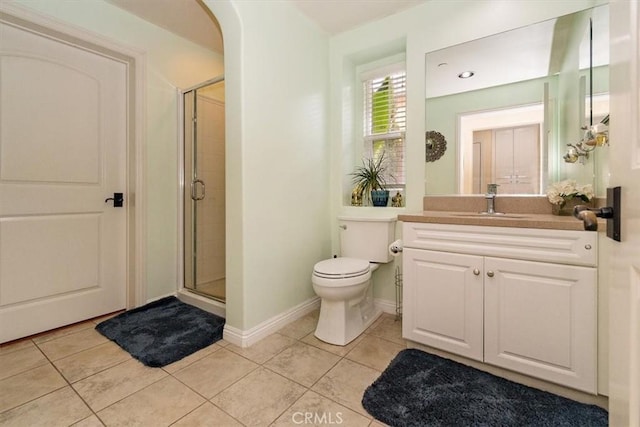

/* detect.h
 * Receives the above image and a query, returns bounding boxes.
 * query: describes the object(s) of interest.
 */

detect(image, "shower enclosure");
[183,76,226,302]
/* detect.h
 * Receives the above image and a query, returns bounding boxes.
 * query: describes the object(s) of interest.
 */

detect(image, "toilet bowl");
[311,216,396,346]
[312,258,381,346]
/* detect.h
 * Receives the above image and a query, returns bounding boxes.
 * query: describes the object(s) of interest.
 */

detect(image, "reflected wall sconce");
[563,114,609,164]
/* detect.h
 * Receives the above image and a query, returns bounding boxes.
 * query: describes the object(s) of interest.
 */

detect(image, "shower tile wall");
[195,96,225,288]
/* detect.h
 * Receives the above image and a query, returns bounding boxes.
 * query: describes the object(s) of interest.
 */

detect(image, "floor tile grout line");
[206,400,247,427]
[34,335,111,364]
[88,369,174,420]
[264,333,378,425]
[255,334,341,426]
[67,356,154,417]
[0,340,76,417]
[168,361,249,403]
[222,338,297,367]
[0,344,51,383]
[163,397,234,426]
[51,344,135,385]
[30,319,102,346]
[0,339,37,357]
[32,340,103,424]
[217,337,310,425]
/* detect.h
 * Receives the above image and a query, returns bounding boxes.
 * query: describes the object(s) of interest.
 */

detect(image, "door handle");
[573,186,621,241]
[190,179,206,201]
[105,192,124,207]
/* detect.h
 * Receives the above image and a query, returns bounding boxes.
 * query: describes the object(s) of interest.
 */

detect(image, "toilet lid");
[313,258,370,279]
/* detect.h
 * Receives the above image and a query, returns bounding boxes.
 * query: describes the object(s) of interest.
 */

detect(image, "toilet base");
[314,287,382,346]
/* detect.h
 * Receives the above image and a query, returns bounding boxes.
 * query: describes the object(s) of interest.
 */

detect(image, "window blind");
[363,70,406,186]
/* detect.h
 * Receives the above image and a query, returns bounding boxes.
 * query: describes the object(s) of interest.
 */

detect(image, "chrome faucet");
[485,184,498,214]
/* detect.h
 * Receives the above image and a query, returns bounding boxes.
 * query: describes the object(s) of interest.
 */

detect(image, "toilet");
[312,216,396,346]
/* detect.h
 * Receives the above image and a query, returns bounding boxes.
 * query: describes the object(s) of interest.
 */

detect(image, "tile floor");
[0,310,405,426]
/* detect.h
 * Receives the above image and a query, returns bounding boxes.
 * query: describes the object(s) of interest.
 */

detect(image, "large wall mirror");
[424,5,609,196]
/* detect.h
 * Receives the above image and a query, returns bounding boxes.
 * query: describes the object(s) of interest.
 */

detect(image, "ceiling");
[106,0,428,53]
[106,0,223,53]
[290,0,428,35]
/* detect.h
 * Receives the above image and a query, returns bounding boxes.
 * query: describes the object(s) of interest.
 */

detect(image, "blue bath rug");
[362,348,608,427]
[96,296,225,367]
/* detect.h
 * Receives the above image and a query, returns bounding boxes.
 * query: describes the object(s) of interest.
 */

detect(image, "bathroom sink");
[451,212,529,219]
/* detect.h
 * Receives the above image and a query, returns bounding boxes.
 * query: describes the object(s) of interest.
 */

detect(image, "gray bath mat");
[96,296,224,367]
[363,348,607,427]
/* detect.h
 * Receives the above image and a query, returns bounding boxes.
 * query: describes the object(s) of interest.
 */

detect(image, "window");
[363,66,406,188]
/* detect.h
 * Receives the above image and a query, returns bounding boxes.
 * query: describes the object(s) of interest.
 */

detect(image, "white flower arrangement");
[546,179,595,207]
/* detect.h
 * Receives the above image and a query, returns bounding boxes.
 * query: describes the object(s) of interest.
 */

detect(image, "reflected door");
[183,79,225,302]
[493,124,540,194]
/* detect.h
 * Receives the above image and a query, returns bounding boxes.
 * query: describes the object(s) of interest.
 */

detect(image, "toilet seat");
[313,257,370,279]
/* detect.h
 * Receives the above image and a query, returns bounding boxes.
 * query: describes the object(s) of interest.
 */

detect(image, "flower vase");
[552,198,587,216]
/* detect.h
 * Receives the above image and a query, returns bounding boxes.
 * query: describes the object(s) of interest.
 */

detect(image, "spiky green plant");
[350,153,390,204]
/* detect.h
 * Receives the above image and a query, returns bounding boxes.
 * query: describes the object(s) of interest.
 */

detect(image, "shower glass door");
[184,77,225,302]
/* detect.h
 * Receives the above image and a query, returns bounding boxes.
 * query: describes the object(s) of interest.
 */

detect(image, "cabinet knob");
[585,244,592,250]
[487,271,494,278]
[473,268,480,276]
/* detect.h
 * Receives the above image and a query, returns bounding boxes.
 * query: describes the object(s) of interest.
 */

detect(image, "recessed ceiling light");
[458,71,474,79]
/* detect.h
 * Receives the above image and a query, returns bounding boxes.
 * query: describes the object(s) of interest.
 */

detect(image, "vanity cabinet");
[402,222,598,393]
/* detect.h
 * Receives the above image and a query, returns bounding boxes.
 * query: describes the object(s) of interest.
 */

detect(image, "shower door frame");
[177,75,226,316]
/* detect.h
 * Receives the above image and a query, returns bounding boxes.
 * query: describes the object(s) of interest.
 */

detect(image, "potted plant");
[350,153,391,206]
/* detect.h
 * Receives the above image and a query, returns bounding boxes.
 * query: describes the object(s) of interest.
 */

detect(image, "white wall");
[204,0,331,330]
[8,0,223,299]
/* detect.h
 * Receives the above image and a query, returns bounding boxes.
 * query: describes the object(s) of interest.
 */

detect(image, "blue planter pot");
[371,190,390,207]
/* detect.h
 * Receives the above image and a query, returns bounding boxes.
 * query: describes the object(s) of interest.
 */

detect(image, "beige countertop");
[402,195,607,231]
[398,210,606,231]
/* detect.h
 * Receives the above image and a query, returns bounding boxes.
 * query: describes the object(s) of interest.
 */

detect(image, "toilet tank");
[338,216,396,263]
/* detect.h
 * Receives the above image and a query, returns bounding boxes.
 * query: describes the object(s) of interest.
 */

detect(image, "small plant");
[350,153,392,206]
[351,154,387,191]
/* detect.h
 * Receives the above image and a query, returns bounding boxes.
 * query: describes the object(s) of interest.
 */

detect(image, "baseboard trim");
[374,298,397,315]
[223,297,320,348]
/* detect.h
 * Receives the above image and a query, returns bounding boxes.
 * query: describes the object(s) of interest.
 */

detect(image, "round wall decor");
[425,130,447,162]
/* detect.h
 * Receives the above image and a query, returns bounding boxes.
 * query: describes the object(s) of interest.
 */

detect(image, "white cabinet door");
[484,257,597,393]
[403,248,484,361]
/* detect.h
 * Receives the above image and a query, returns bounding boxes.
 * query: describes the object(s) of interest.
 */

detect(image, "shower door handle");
[190,179,206,201]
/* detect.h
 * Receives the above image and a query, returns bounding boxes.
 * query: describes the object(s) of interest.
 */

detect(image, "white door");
[494,128,515,192]
[608,0,639,424]
[0,19,127,343]
[493,125,539,194]
[512,125,539,194]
